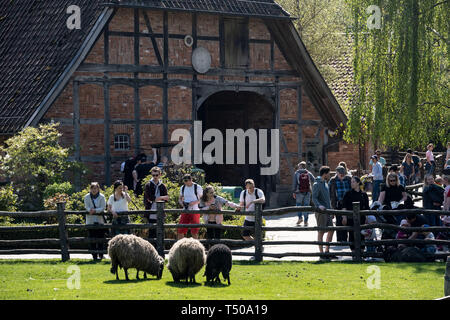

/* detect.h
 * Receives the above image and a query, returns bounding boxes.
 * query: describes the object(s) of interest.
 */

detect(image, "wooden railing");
[1,202,449,262]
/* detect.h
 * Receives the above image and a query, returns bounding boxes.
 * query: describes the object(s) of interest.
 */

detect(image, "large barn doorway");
[197,91,276,198]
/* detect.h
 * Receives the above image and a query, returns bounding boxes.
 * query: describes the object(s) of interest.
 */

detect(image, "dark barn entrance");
[197,91,275,197]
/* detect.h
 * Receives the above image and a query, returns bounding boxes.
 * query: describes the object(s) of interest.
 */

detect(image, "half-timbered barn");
[0,0,360,206]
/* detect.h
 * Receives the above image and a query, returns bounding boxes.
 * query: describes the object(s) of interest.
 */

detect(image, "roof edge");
[265,19,347,129]
[24,7,115,129]
[102,1,294,20]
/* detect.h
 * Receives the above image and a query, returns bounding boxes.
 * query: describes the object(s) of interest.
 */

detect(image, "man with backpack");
[292,161,315,226]
[239,179,266,241]
[177,174,203,239]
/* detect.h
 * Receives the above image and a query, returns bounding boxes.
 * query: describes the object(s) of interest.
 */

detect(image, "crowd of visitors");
[290,144,449,261]
[81,143,450,262]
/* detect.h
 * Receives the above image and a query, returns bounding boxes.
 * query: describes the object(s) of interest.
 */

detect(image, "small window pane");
[114,134,130,150]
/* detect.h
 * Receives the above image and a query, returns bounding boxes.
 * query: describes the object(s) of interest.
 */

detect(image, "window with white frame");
[114,134,130,151]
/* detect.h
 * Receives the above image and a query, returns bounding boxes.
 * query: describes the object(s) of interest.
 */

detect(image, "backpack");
[298,172,310,193]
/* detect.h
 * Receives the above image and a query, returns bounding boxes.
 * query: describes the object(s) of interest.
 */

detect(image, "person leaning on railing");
[83,182,107,261]
[341,176,370,257]
[377,172,409,225]
[422,174,444,226]
[199,185,241,242]
[108,180,131,236]
[312,166,336,261]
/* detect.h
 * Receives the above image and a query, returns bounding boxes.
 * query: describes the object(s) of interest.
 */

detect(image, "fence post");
[156,201,165,258]
[352,202,362,263]
[445,256,450,297]
[57,202,70,262]
[254,203,263,262]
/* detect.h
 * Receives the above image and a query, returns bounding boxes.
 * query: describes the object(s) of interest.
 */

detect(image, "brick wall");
[39,8,359,191]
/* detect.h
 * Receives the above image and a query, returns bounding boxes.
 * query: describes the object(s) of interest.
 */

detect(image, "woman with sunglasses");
[378,173,408,225]
[199,185,241,242]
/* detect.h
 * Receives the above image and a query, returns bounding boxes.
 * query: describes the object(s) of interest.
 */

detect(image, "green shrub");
[0,185,18,224]
[43,182,75,199]
[0,123,84,211]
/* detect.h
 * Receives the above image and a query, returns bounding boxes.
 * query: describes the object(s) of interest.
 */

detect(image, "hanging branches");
[344,0,450,149]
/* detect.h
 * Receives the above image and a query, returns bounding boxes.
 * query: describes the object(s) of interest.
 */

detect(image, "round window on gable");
[114,134,130,151]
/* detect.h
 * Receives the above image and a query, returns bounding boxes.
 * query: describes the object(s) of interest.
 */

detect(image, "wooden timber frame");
[61,8,324,189]
[1,203,450,264]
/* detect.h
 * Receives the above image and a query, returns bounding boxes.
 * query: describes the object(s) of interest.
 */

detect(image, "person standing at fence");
[425,143,436,175]
[401,153,415,186]
[178,174,203,240]
[292,161,315,227]
[378,172,408,225]
[312,166,335,261]
[369,149,386,167]
[445,142,450,168]
[108,180,132,236]
[239,179,266,241]
[144,166,169,239]
[422,174,444,226]
[341,176,370,258]
[389,165,406,187]
[407,149,422,184]
[83,182,107,261]
[370,155,384,203]
[200,185,241,242]
[329,166,352,242]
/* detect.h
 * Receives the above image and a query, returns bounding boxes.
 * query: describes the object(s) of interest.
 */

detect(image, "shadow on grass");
[203,281,230,288]
[103,277,160,284]
[165,280,203,288]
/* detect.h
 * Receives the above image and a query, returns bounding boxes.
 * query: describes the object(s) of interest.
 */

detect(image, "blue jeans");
[425,161,435,175]
[372,180,383,202]
[296,192,311,222]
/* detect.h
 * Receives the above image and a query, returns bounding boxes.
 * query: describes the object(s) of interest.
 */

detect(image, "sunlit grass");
[0,260,445,300]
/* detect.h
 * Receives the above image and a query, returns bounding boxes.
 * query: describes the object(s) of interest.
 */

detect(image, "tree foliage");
[344,0,449,149]
[0,123,84,211]
[276,0,352,89]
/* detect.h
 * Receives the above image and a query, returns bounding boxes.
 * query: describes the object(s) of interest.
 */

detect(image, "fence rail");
[0,201,449,262]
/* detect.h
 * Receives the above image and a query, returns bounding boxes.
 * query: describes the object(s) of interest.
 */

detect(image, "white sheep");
[167,237,206,283]
[108,234,164,281]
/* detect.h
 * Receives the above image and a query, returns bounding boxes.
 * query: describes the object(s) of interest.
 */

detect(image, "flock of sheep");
[108,234,232,285]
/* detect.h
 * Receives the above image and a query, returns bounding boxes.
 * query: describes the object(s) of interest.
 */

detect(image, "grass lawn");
[0,259,445,300]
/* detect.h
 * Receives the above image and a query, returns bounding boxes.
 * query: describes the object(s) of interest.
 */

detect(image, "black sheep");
[204,244,232,285]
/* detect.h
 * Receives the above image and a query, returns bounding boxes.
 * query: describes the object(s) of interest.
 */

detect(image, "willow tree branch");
[418,101,450,109]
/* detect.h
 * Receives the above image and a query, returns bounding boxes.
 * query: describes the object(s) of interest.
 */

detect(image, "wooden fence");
[1,201,449,263]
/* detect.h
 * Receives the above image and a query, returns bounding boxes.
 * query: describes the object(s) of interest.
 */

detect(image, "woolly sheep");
[108,234,164,281]
[204,244,232,285]
[167,237,206,283]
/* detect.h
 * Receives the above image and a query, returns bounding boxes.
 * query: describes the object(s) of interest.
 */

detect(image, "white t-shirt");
[108,194,129,213]
[240,188,265,222]
[179,183,203,210]
[147,179,163,220]
[426,150,434,161]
